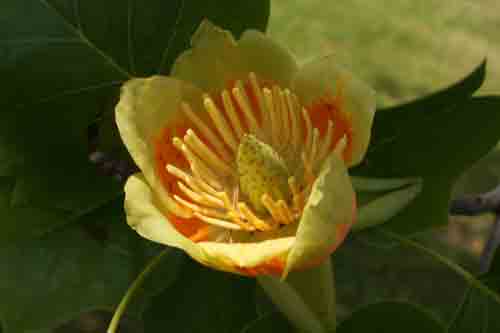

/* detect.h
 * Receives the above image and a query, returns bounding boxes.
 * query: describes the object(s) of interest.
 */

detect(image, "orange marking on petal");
[154,111,213,239]
[304,85,354,163]
[236,257,285,277]
[168,213,208,240]
[154,118,190,195]
[189,225,212,242]
[298,194,357,271]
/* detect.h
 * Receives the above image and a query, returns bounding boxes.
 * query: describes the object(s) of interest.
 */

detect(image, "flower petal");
[292,55,376,166]
[284,152,356,276]
[115,76,203,211]
[171,20,298,92]
[237,29,298,87]
[124,173,207,262]
[125,173,295,275]
[198,237,295,274]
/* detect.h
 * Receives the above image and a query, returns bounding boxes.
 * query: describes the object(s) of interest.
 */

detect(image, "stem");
[257,259,336,332]
[106,249,170,333]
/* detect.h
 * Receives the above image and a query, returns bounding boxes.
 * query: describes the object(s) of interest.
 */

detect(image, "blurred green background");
[269,0,499,105]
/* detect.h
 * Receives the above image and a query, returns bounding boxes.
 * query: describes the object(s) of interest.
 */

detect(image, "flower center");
[237,134,291,214]
[157,72,348,239]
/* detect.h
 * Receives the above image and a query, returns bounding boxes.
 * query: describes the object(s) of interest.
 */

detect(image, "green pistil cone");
[237,134,291,213]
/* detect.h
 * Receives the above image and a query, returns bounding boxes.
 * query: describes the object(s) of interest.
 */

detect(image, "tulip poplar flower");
[114,20,422,332]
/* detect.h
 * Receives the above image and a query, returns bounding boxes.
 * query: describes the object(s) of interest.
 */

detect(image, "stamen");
[277,200,294,224]
[288,176,303,211]
[184,129,233,176]
[334,134,348,156]
[316,120,334,165]
[221,90,245,140]
[309,128,320,164]
[285,89,300,150]
[173,137,223,190]
[249,72,269,133]
[271,86,283,146]
[263,88,279,147]
[181,102,231,162]
[278,89,290,145]
[203,95,239,151]
[301,108,313,159]
[233,81,261,137]
[226,211,256,231]
[174,195,228,219]
[238,202,272,231]
[166,164,203,193]
[261,194,283,223]
[302,152,315,186]
[292,94,303,149]
[193,213,243,230]
[177,181,224,209]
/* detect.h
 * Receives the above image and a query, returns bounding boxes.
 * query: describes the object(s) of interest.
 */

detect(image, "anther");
[233,81,261,137]
[203,95,239,151]
[181,102,231,162]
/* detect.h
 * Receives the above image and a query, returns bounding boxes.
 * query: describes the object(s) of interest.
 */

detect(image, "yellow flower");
[116,20,375,277]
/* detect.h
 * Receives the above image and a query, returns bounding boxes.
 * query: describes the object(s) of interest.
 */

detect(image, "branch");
[449,184,500,216]
[449,184,500,274]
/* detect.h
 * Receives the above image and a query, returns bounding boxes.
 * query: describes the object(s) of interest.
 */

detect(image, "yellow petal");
[115,76,203,211]
[238,29,298,87]
[292,55,376,166]
[198,237,295,273]
[124,173,207,262]
[125,173,296,274]
[284,152,355,276]
[171,20,298,92]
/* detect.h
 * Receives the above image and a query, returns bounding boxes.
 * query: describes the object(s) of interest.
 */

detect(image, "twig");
[478,215,500,274]
[449,184,500,274]
[449,184,500,216]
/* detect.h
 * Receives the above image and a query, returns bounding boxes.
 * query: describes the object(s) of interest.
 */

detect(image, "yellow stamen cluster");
[165,72,345,233]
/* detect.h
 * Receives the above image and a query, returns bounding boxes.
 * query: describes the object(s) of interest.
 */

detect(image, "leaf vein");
[127,0,136,75]
[40,0,132,79]
[157,0,185,74]
[14,80,124,109]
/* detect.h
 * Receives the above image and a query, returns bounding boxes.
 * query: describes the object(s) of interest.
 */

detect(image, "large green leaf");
[0,199,184,333]
[240,312,292,333]
[337,302,445,333]
[353,62,500,235]
[143,259,257,333]
[0,0,270,244]
[447,250,500,333]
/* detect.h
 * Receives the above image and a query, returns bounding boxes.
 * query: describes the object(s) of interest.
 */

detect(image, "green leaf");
[0,0,270,244]
[370,60,486,144]
[354,75,500,235]
[337,302,445,333]
[352,177,422,232]
[143,259,257,333]
[0,199,184,333]
[447,250,500,333]
[240,312,293,333]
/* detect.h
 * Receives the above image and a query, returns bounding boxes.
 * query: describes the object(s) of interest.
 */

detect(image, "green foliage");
[354,62,500,235]
[240,312,293,332]
[0,199,183,332]
[447,250,500,332]
[336,302,445,333]
[143,260,257,333]
[1,1,500,333]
